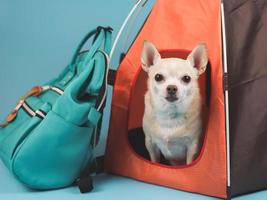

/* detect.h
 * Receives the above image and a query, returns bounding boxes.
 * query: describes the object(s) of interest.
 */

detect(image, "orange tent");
[105,0,227,198]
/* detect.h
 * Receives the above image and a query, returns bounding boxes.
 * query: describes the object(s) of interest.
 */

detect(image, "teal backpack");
[0,26,112,193]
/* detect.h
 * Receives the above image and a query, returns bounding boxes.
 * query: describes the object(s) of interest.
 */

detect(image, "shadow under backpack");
[0,26,112,193]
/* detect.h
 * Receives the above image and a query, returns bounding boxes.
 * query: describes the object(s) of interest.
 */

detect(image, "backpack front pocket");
[0,101,51,169]
[11,110,94,189]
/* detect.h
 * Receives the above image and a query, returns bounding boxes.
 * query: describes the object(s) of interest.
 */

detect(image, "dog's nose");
[166,85,178,95]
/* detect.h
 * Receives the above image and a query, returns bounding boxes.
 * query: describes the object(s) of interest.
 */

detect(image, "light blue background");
[0,0,266,199]
[0,0,154,156]
[0,0,150,121]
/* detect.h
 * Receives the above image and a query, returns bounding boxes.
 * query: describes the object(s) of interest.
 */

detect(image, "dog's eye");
[182,75,191,83]
[155,74,164,82]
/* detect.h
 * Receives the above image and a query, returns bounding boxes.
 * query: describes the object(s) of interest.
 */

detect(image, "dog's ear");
[187,43,208,75]
[141,41,161,72]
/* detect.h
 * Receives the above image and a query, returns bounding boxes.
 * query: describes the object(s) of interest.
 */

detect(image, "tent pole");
[109,0,147,63]
[221,1,231,199]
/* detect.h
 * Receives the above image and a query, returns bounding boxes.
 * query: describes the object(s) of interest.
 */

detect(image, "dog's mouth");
[165,95,178,102]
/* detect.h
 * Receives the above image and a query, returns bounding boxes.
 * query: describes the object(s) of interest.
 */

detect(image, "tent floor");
[0,159,265,200]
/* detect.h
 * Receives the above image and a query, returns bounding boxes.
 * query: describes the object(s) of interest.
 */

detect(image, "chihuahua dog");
[141,41,208,165]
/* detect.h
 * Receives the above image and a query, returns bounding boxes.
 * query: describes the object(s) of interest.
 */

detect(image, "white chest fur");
[143,92,202,162]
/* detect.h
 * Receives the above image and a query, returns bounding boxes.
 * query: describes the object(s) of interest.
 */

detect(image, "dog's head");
[141,41,208,106]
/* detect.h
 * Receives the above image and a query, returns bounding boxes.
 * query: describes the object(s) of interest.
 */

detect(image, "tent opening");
[127,49,210,167]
